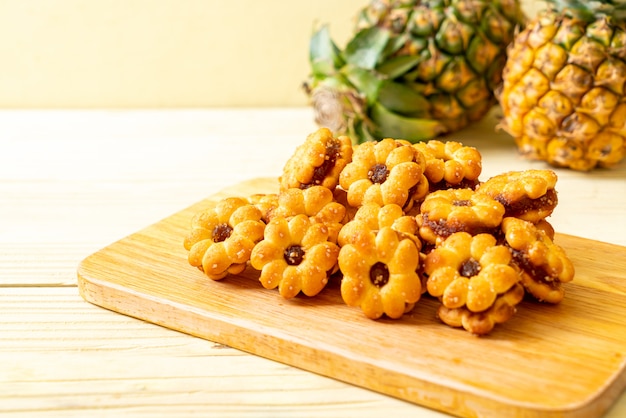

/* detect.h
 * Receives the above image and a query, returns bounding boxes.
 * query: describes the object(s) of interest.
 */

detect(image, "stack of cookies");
[183,128,575,335]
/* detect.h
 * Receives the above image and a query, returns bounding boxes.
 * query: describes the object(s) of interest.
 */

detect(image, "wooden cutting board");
[77,178,626,418]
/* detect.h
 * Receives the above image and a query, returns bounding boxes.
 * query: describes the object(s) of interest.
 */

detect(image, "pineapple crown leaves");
[308,25,345,78]
[344,25,390,70]
[306,24,447,144]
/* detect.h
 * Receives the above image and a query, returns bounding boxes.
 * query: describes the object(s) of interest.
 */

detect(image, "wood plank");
[2,269,623,416]
[0,287,233,353]
[0,287,426,417]
[0,351,426,418]
[77,178,626,418]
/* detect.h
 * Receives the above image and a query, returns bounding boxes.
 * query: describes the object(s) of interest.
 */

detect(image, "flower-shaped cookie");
[424,232,520,312]
[501,217,574,304]
[279,127,353,191]
[271,186,346,243]
[476,169,558,223]
[337,202,419,249]
[248,193,279,224]
[184,197,266,280]
[250,214,339,299]
[436,283,525,335]
[338,225,422,319]
[417,188,505,245]
[339,138,429,211]
[413,140,482,191]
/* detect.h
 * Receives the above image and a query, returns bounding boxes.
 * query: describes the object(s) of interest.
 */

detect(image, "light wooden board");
[77,178,626,418]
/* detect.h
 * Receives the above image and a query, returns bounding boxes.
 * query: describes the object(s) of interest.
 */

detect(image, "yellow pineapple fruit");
[499,0,626,171]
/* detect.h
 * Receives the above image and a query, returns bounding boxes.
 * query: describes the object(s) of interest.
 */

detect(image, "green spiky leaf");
[341,64,381,104]
[344,26,390,69]
[309,25,344,76]
[370,102,448,142]
[377,80,431,116]
[376,55,423,79]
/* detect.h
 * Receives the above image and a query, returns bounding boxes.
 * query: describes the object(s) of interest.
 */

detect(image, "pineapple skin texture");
[358,0,525,134]
[499,11,626,171]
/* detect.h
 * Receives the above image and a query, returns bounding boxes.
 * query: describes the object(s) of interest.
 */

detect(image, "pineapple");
[305,0,525,144]
[499,0,626,171]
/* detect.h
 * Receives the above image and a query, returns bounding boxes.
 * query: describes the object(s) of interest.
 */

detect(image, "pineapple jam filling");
[509,247,553,284]
[430,178,480,192]
[495,188,558,219]
[421,215,462,238]
[368,163,389,184]
[460,258,481,278]
[404,183,420,210]
[212,224,233,243]
[370,262,390,288]
[306,140,341,189]
[421,214,496,239]
[453,199,472,207]
[284,245,305,266]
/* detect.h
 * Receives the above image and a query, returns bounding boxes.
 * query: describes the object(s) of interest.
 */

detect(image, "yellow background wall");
[0,0,543,108]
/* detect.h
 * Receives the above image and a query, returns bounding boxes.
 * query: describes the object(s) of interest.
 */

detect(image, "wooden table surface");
[2,107,625,417]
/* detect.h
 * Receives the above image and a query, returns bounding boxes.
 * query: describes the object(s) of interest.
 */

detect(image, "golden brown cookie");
[501,217,575,303]
[338,138,429,211]
[413,140,482,191]
[424,232,520,314]
[248,193,279,224]
[338,225,422,319]
[436,283,525,335]
[184,197,266,280]
[337,202,420,249]
[476,169,558,223]
[271,186,346,244]
[417,188,506,245]
[279,127,353,191]
[250,214,339,299]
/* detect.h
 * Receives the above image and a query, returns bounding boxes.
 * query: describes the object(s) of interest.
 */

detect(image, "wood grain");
[0,287,426,417]
[77,178,626,418]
